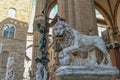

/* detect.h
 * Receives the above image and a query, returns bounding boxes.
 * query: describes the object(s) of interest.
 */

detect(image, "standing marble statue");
[5,54,15,80]
[36,62,47,80]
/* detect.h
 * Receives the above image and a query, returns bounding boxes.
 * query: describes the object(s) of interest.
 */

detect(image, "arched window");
[3,25,9,38]
[3,24,15,39]
[95,9,104,19]
[95,9,110,43]
[49,5,58,23]
[8,8,16,18]
[9,26,15,39]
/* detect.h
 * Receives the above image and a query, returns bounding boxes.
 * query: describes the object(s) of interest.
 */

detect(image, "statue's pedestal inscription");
[55,66,119,80]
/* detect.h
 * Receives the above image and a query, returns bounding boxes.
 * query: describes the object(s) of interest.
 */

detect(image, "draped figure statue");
[5,54,15,80]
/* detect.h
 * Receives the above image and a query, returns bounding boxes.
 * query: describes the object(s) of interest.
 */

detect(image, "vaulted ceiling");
[41,0,120,30]
[95,0,119,16]
[95,0,120,30]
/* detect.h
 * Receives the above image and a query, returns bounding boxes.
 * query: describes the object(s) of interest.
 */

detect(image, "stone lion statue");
[53,21,112,66]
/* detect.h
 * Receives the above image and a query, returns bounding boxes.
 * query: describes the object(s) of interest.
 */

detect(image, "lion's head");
[53,21,74,50]
[53,21,71,39]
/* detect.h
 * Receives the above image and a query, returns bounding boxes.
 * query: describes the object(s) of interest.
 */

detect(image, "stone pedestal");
[55,66,119,80]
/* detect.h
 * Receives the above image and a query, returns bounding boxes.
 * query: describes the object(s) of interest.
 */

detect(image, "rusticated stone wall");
[0,0,33,23]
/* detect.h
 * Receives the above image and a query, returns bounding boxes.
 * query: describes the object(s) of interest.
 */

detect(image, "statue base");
[55,66,119,80]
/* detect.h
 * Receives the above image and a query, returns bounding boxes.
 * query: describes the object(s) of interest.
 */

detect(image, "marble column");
[57,0,98,35]
[67,0,76,29]
[58,0,70,22]
[75,0,97,34]
[57,0,66,19]
[74,0,81,31]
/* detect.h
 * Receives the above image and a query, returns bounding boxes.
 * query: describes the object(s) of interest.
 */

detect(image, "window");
[9,26,15,38]
[3,24,15,39]
[8,8,16,18]
[49,5,58,23]
[3,25,9,38]
[95,9,104,19]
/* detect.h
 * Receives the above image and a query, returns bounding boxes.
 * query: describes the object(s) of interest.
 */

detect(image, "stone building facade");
[0,18,28,79]
[0,0,33,79]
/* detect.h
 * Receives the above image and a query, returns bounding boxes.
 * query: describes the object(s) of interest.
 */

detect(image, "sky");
[95,9,104,19]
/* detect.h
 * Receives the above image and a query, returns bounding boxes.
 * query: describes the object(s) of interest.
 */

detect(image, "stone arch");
[95,9,110,42]
[95,2,112,27]
[26,44,33,50]
[2,23,16,39]
[94,2,114,44]
[46,0,58,26]
[47,0,57,17]
[48,5,58,24]
[94,5,110,43]
[116,3,120,31]
[114,0,120,28]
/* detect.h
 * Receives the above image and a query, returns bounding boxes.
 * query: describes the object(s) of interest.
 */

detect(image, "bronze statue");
[36,22,49,66]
